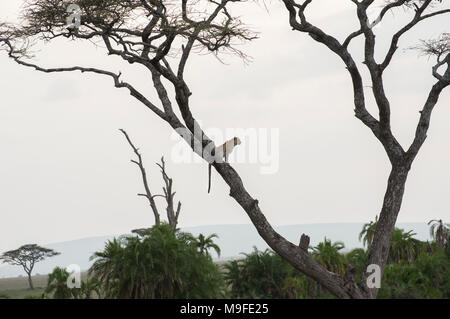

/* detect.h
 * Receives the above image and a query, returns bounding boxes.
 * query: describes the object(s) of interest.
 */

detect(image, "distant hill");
[0,223,430,278]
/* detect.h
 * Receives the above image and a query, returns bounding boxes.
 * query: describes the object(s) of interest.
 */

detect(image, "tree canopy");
[0,244,60,289]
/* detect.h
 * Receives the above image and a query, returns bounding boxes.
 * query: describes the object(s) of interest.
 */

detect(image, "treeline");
[40,219,450,299]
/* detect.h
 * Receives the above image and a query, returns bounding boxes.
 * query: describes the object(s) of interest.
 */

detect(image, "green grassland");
[0,274,47,299]
[0,272,89,299]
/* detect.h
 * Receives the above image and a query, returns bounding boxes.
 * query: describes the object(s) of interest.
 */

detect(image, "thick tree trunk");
[360,163,410,298]
[27,272,34,290]
[214,158,412,299]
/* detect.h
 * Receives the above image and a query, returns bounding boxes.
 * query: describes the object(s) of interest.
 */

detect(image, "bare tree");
[280,0,450,298]
[0,244,60,289]
[120,129,181,230]
[156,157,182,230]
[0,0,448,299]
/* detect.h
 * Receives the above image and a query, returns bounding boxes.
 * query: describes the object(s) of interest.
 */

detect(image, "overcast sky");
[1,1,449,253]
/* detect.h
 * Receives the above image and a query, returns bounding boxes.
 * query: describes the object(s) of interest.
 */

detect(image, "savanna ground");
[1,221,449,299]
[0,262,231,299]
[0,272,89,299]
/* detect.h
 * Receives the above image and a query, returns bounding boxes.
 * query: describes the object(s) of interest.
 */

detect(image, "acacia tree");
[0,244,60,289]
[0,0,449,299]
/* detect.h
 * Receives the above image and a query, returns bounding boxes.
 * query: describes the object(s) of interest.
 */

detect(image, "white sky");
[1,1,449,253]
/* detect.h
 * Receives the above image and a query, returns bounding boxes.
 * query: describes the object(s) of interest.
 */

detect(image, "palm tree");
[388,228,422,263]
[88,237,124,298]
[89,223,225,299]
[223,247,293,298]
[194,233,221,258]
[224,260,245,298]
[428,219,450,250]
[344,248,368,284]
[45,267,73,299]
[346,249,368,270]
[359,216,378,248]
[311,238,346,276]
[75,278,102,299]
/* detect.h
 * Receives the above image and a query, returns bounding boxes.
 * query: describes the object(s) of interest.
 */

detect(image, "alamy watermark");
[171,124,280,175]
[366,264,381,289]
[66,264,81,289]
[66,4,81,30]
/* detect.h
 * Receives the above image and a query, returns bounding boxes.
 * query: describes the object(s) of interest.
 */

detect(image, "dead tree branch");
[156,157,182,230]
[120,128,161,225]
[120,129,182,230]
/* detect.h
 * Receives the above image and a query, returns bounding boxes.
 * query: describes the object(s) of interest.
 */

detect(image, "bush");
[378,251,450,299]
[224,248,298,299]
[90,223,225,299]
